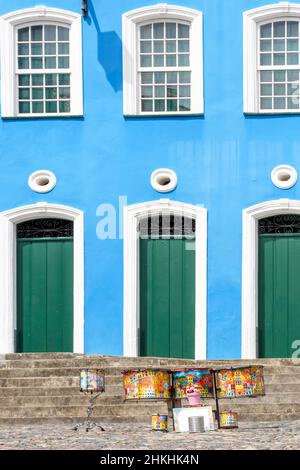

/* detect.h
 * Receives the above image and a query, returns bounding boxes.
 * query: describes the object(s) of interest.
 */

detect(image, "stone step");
[0,395,125,406]
[0,386,123,397]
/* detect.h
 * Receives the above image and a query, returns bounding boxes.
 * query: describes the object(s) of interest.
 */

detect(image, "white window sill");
[124,112,204,118]
[2,114,84,120]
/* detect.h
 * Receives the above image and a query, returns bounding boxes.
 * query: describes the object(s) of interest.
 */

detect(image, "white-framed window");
[244,2,300,114]
[122,4,203,116]
[0,6,83,118]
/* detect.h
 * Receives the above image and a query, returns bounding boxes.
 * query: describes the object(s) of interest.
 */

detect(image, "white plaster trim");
[28,169,57,193]
[271,164,297,189]
[122,4,203,116]
[243,2,300,114]
[123,199,207,359]
[242,198,300,359]
[0,203,84,353]
[0,6,83,118]
[151,168,177,193]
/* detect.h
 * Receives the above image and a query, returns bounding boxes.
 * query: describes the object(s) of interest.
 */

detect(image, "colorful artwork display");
[173,406,215,432]
[152,414,168,432]
[123,370,172,400]
[217,366,264,398]
[220,411,238,429]
[173,369,214,399]
[80,369,105,393]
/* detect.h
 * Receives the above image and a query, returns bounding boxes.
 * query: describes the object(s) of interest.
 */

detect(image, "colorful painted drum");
[152,414,168,432]
[80,369,105,393]
[220,412,238,429]
[217,367,265,398]
[123,370,172,400]
[173,369,214,399]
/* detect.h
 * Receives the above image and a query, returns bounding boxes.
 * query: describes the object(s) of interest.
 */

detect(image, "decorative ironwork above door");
[17,218,74,239]
[259,214,300,234]
[139,214,195,238]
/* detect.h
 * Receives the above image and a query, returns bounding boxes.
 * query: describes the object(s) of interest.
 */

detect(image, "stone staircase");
[0,354,299,424]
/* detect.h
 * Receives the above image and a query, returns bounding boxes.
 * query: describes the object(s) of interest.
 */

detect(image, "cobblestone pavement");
[0,420,299,450]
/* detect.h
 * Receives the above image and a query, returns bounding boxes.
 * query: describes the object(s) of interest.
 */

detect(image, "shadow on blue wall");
[86,0,123,92]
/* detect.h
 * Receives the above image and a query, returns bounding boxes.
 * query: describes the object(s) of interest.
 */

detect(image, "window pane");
[287,53,298,65]
[288,96,299,109]
[274,21,285,37]
[178,24,189,38]
[19,101,30,113]
[31,44,43,55]
[273,39,285,51]
[32,74,44,86]
[18,27,29,42]
[179,71,190,83]
[155,86,165,97]
[140,24,152,39]
[18,44,29,56]
[31,57,43,69]
[46,101,58,113]
[273,53,285,65]
[19,88,30,100]
[45,25,56,41]
[58,43,69,55]
[141,72,153,84]
[179,85,190,97]
[261,71,272,82]
[141,41,152,53]
[178,40,189,53]
[287,39,299,51]
[167,99,177,111]
[166,55,176,66]
[141,86,153,98]
[179,99,190,111]
[260,54,272,65]
[59,87,70,99]
[58,27,69,41]
[287,21,299,37]
[59,74,70,85]
[59,101,70,113]
[288,70,299,81]
[260,84,272,96]
[46,87,57,99]
[167,85,177,97]
[167,72,177,83]
[260,23,272,38]
[140,55,152,67]
[58,57,69,68]
[288,83,299,95]
[274,97,286,109]
[32,88,44,99]
[45,57,57,68]
[154,55,164,67]
[274,70,286,82]
[274,84,286,95]
[260,40,272,52]
[45,74,57,85]
[32,101,44,113]
[31,26,42,41]
[154,72,165,84]
[141,100,153,112]
[260,98,272,109]
[19,75,30,86]
[18,58,29,69]
[45,43,57,55]
[178,54,189,66]
[153,23,164,39]
[166,23,176,38]
[166,40,176,53]
[155,100,165,112]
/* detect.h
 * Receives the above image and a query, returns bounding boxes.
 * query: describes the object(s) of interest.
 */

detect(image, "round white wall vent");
[151,168,177,193]
[271,165,297,190]
[28,170,57,193]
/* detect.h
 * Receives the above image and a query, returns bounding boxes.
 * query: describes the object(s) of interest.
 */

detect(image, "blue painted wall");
[1,0,300,358]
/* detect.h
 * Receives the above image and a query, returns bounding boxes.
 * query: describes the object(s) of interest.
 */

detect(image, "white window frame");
[244,2,300,114]
[122,4,203,116]
[0,6,83,118]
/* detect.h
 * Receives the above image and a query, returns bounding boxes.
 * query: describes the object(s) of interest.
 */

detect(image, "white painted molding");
[151,168,177,192]
[242,198,300,359]
[0,203,84,353]
[271,164,297,189]
[28,169,57,193]
[123,199,207,359]
[122,4,203,115]
[243,2,300,114]
[0,6,83,118]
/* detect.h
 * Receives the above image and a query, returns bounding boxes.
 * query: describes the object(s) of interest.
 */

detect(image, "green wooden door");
[259,234,300,357]
[17,238,73,352]
[140,238,195,358]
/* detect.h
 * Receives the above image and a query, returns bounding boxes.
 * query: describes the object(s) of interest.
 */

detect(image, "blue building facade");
[1,0,300,360]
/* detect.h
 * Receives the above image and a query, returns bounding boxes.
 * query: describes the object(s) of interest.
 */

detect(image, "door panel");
[259,235,300,357]
[140,238,195,358]
[17,238,73,352]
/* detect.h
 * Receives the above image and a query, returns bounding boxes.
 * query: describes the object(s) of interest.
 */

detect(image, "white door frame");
[242,198,300,359]
[123,199,207,359]
[0,202,84,353]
